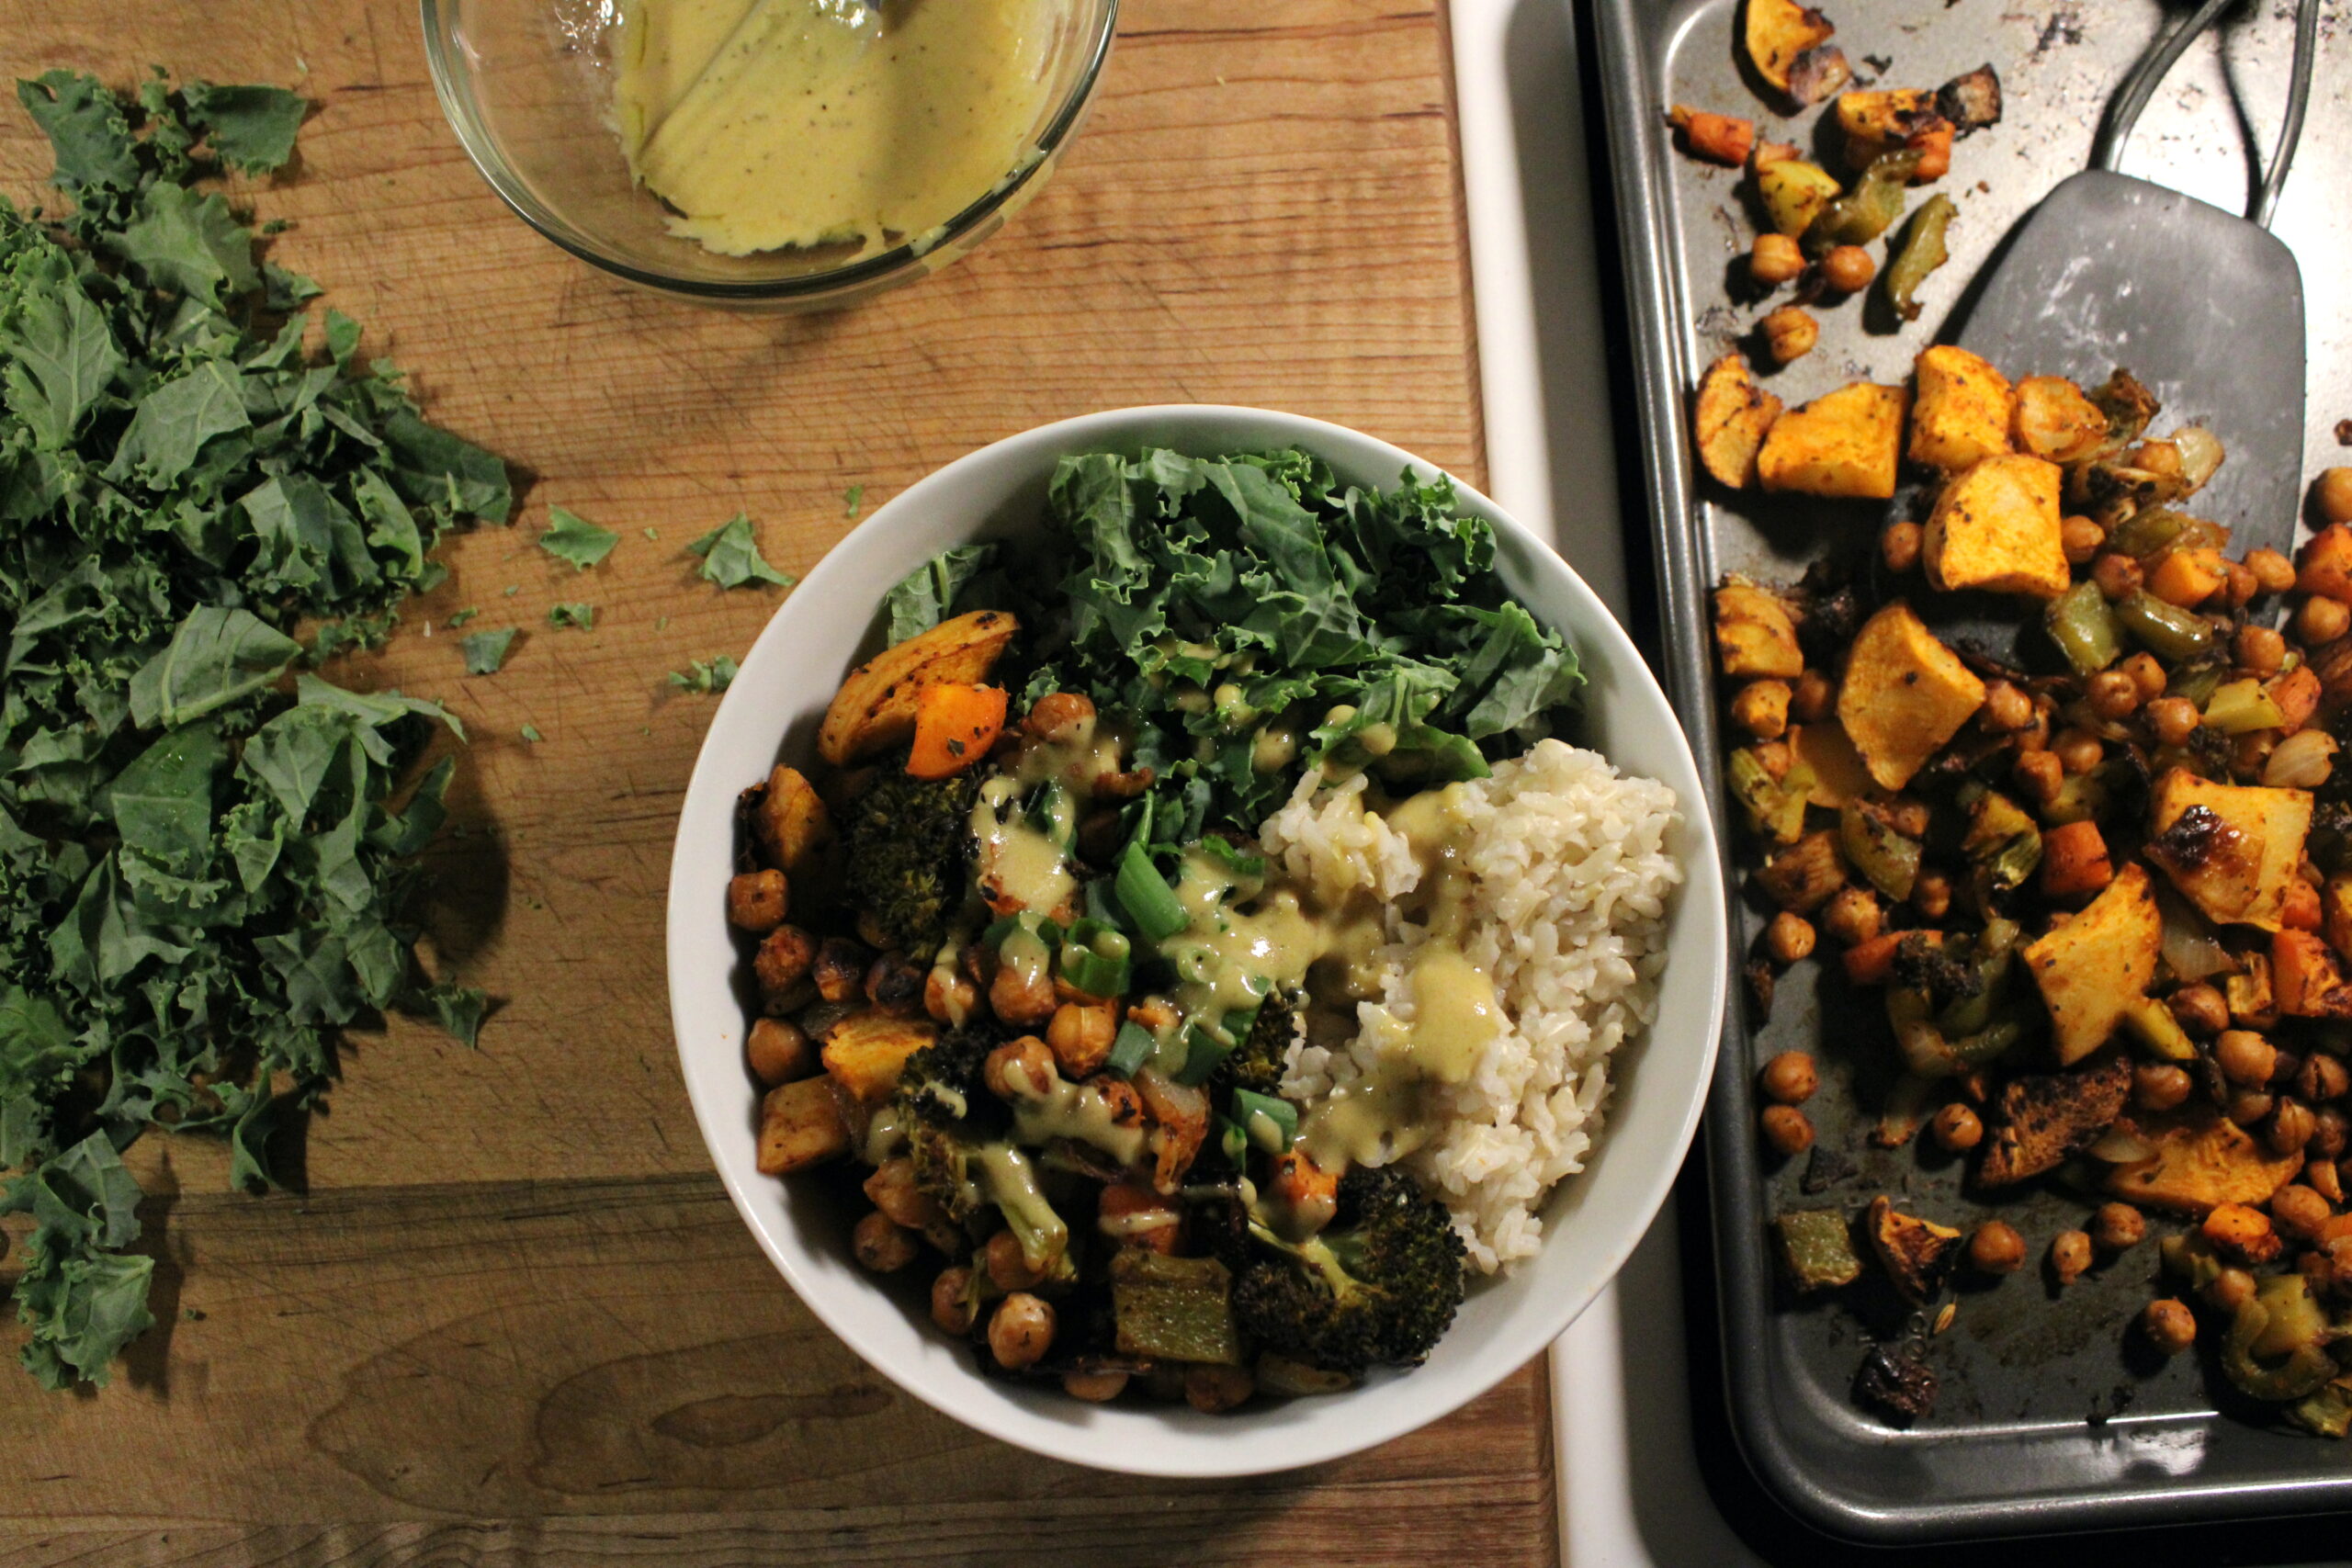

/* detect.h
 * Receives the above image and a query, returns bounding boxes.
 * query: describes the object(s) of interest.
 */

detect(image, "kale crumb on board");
[0,72,510,1390]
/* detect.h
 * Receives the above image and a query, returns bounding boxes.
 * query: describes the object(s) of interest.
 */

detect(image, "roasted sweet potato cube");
[2275,929,2352,1018]
[2324,874,2352,962]
[1908,345,2014,473]
[1836,88,1937,165]
[1695,353,1784,489]
[2146,545,2226,609]
[1835,602,1986,790]
[1865,1196,1962,1304]
[1744,0,1834,93]
[2298,524,2352,604]
[1713,581,1804,678]
[2101,1105,2302,1216]
[2040,819,2115,898]
[747,764,831,872]
[1924,454,2067,599]
[2145,769,2312,931]
[2023,862,2159,1065]
[1793,719,1872,808]
[2011,376,2109,464]
[1757,829,1847,912]
[1973,1054,2131,1189]
[819,1009,940,1103]
[1759,382,1908,500]
[757,1077,851,1176]
[818,610,1019,766]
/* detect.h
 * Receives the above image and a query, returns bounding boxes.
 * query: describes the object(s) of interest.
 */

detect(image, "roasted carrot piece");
[2040,820,2114,898]
[2145,546,2226,608]
[906,682,1008,779]
[2274,929,2352,1018]
[1904,120,1954,182]
[2283,876,2323,933]
[1668,106,1756,166]
[1842,931,1904,987]
[2273,665,2322,734]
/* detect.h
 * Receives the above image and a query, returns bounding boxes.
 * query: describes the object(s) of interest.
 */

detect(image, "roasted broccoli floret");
[1213,990,1295,1096]
[895,1024,1004,1130]
[841,763,981,953]
[897,1026,1074,1280]
[1222,1166,1467,1374]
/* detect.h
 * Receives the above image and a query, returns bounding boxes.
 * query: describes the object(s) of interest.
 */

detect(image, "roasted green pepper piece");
[2222,1275,2335,1404]
[1882,192,1954,321]
[1840,803,1921,900]
[1963,792,2041,898]
[1112,1250,1242,1365]
[2044,581,2123,675]
[2289,1378,2352,1438]
[1775,1209,1862,1292]
[2116,590,2216,662]
[1802,149,1923,256]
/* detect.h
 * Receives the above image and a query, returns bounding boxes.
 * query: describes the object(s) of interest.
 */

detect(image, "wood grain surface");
[0,2,1545,1562]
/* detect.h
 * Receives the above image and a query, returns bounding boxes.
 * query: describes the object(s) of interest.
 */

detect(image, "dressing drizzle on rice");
[1264,741,1683,1273]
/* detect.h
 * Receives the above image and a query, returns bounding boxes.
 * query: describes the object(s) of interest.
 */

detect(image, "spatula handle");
[2094,0,2319,231]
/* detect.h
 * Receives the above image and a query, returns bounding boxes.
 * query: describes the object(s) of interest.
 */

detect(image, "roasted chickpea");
[727,869,790,933]
[1063,1369,1131,1403]
[1968,1220,2027,1274]
[2091,1201,2146,1253]
[853,1211,919,1273]
[1759,1104,1814,1156]
[989,960,1058,1029]
[2301,1052,2351,1104]
[988,1292,1057,1370]
[1981,679,2035,732]
[2050,1230,2094,1285]
[1911,870,1952,920]
[2235,623,2289,679]
[1760,304,1819,364]
[1792,668,1834,724]
[1820,244,1875,292]
[2273,1183,2334,1243]
[2119,651,2168,700]
[2217,1028,2278,1086]
[2270,1099,2319,1157]
[2060,513,2105,567]
[753,924,820,1013]
[924,964,980,1025]
[2086,670,2141,721]
[865,950,927,1015]
[1751,739,1794,780]
[1930,1102,1983,1153]
[2318,467,2352,527]
[1760,1051,1819,1105]
[1022,691,1096,741]
[2091,552,2144,602]
[2207,1266,2257,1313]
[1820,886,1883,947]
[1749,231,1805,285]
[2222,560,2259,612]
[746,1018,813,1086]
[2142,1298,2199,1356]
[2172,985,2231,1038]
[1047,1001,1118,1077]
[932,1267,978,1335]
[2312,1156,2347,1205]
[1732,679,1792,739]
[2134,1062,2194,1112]
[2013,747,2064,805]
[2052,728,2103,776]
[1184,1363,1256,1415]
[2143,695,2201,749]
[1764,911,1816,965]
[2316,1107,2352,1162]
[2296,594,2352,647]
[865,1158,944,1232]
[986,1226,1046,1291]
[1880,797,1929,839]
[2204,1202,2279,1261]
[2248,547,2299,594]
[984,1035,1057,1100]
[2229,1089,2278,1128]
[1882,520,1923,575]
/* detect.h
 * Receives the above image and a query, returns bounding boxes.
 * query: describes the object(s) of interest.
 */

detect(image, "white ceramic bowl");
[667,407,1726,1475]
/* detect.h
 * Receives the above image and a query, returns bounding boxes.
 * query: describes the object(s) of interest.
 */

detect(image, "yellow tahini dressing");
[616,0,1058,256]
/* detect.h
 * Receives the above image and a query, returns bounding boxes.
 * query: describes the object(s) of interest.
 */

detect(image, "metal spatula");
[1953,0,2319,558]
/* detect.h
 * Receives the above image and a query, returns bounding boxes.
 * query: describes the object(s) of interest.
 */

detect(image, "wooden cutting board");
[0,3,1553,1563]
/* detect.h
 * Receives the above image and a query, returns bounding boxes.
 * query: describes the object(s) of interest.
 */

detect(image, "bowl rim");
[665,404,1727,1474]
[419,0,1121,301]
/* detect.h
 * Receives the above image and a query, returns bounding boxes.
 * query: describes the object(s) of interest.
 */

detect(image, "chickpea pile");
[1736,455,2352,1427]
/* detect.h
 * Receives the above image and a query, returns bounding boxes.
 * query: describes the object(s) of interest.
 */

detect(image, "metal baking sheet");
[1589,0,2352,1543]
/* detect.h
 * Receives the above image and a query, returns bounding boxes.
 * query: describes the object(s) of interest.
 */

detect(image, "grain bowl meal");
[1706,330,2352,1435]
[723,447,1683,1409]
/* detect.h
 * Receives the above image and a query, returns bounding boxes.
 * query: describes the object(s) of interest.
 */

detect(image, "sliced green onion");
[1117,841,1189,942]
[1214,1114,1249,1168]
[1232,1089,1298,1153]
[1174,1023,1233,1086]
[1107,1020,1157,1078]
[1058,917,1133,998]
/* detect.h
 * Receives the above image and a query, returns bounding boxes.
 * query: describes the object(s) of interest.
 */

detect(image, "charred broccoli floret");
[895,1024,1004,1131]
[1222,1166,1467,1374]
[897,1026,1074,1280]
[1213,990,1295,1096]
[841,763,980,952]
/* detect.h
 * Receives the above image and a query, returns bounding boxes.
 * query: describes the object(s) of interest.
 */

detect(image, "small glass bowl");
[421,0,1118,309]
